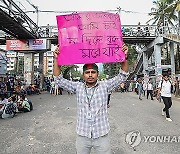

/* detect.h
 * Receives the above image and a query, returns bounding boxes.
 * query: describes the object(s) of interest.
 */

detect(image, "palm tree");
[147,0,177,28]
[160,0,180,13]
[160,0,180,31]
[160,0,180,74]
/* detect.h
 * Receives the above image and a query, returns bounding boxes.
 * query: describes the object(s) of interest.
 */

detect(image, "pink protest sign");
[56,11,125,65]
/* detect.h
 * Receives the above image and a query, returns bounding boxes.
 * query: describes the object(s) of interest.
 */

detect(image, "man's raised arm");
[53,46,61,77]
[121,43,129,73]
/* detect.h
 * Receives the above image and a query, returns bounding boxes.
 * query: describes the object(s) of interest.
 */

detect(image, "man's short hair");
[83,63,98,73]
[162,73,169,77]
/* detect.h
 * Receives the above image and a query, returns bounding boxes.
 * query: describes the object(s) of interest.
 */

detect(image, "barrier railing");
[38,25,179,38]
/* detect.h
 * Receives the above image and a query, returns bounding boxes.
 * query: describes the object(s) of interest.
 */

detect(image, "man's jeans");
[161,96,172,118]
[76,134,112,154]
[147,90,153,100]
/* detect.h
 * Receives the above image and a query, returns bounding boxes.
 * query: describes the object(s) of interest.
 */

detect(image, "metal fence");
[38,25,180,38]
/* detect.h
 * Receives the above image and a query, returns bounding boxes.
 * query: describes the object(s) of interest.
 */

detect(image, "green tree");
[160,0,180,74]
[161,0,180,13]
[103,44,137,77]
[61,65,80,79]
[17,57,24,76]
[160,0,180,26]
[98,73,107,80]
[128,45,138,69]
[103,62,121,78]
[147,0,177,27]
[61,65,74,79]
[72,70,82,79]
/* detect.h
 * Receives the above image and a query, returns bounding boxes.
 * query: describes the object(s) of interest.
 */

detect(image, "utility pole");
[117,6,121,14]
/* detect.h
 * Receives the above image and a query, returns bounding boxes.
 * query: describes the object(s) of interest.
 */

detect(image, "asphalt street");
[0,92,180,154]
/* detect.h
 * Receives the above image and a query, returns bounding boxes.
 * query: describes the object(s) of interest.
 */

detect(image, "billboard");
[6,39,48,51]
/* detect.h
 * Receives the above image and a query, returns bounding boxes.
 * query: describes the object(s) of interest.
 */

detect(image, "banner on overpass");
[56,11,125,65]
[6,39,48,51]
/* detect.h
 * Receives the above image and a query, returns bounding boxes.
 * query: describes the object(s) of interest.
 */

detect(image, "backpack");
[160,80,173,93]
[28,100,33,111]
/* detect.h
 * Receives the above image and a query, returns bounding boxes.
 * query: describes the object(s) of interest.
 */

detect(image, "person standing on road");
[6,76,15,98]
[134,80,138,94]
[142,80,147,96]
[157,74,173,122]
[53,44,129,154]
[147,79,154,100]
[137,79,143,100]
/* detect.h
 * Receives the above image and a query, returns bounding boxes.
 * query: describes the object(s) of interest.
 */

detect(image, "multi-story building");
[3,51,54,77]
[0,43,54,77]
[34,50,54,76]
[6,51,17,71]
[0,49,7,75]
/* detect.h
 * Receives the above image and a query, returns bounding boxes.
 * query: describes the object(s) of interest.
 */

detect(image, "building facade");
[0,50,7,75]
[4,50,54,77]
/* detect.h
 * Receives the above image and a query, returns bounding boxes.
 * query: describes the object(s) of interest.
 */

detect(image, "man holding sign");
[54,11,128,154]
[53,43,128,154]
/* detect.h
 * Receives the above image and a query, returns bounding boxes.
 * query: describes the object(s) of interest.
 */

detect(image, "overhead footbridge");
[0,0,39,42]
[128,26,180,80]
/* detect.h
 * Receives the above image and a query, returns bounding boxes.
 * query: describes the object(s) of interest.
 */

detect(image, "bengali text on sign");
[56,11,125,65]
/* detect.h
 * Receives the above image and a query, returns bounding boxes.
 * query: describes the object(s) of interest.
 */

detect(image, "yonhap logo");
[125,131,141,148]
[126,130,180,148]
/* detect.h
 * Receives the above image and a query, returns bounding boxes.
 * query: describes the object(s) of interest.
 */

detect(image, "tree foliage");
[103,44,137,77]
[17,57,24,75]
[61,65,81,79]
[147,0,177,26]
[161,0,180,12]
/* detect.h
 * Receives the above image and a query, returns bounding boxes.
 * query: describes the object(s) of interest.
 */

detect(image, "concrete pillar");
[143,52,149,82]
[39,52,44,89]
[170,42,175,80]
[143,52,148,71]
[24,53,34,85]
[154,44,162,82]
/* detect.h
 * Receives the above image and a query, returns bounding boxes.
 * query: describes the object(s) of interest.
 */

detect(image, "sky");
[15,0,154,26]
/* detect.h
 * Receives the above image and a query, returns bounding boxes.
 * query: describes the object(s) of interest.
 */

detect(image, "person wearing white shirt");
[142,81,147,96]
[147,79,154,100]
[50,79,55,94]
[135,81,138,94]
[157,74,173,122]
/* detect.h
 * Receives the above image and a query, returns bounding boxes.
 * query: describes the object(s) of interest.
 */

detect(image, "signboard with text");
[56,11,125,65]
[6,39,47,51]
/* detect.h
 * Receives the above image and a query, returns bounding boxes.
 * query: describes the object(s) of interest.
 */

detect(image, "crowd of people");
[0,73,68,119]
[0,91,33,119]
[0,74,42,98]
[0,74,37,119]
[114,76,180,99]
[1,72,179,120]
[111,74,180,122]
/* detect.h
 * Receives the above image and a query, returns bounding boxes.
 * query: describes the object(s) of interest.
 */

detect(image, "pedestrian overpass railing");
[38,25,180,39]
[0,0,39,37]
